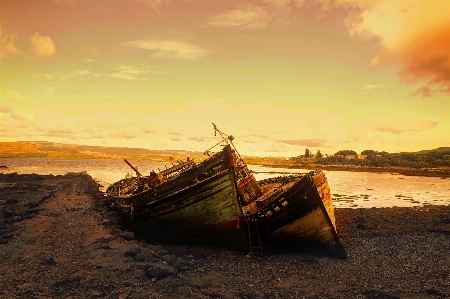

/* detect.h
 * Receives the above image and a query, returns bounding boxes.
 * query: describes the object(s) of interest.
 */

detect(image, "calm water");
[1,158,449,209]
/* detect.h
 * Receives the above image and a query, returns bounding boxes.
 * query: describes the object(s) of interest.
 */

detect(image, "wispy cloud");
[110,65,154,80]
[31,74,55,80]
[409,86,434,98]
[205,4,270,30]
[366,118,438,134]
[32,69,102,80]
[0,99,444,155]
[121,39,208,60]
[30,33,56,58]
[76,69,90,76]
[10,113,26,121]
[71,69,103,77]
[0,27,22,58]
[136,0,171,12]
[0,104,27,123]
[0,89,30,106]
[83,47,101,62]
[0,104,13,113]
[279,139,326,147]
[362,83,382,90]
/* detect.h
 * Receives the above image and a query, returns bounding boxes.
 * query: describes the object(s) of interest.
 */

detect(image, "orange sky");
[1,0,449,156]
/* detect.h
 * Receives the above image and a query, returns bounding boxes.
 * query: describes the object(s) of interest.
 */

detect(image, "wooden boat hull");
[122,169,249,251]
[252,171,347,258]
[107,145,346,257]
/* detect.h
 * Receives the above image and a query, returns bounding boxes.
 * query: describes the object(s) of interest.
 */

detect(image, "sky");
[1,0,449,157]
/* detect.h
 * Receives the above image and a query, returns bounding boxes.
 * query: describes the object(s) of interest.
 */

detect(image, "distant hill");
[2,141,449,163]
[415,147,450,154]
[0,141,206,162]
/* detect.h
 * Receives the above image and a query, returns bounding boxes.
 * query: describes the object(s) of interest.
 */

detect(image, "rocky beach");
[1,172,449,298]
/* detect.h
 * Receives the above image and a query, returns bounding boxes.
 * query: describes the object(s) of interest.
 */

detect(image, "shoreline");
[2,155,450,179]
[252,163,450,178]
[1,172,449,298]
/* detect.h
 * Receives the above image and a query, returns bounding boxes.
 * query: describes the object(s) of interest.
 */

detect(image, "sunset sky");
[1,0,449,157]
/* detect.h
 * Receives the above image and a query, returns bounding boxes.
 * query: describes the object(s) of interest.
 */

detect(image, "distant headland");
[1,141,449,177]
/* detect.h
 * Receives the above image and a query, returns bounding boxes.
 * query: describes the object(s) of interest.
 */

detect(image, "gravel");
[0,172,449,298]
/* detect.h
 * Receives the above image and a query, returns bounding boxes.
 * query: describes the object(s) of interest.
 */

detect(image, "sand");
[1,172,449,298]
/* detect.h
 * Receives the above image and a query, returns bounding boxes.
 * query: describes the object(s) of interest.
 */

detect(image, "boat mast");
[211,123,245,165]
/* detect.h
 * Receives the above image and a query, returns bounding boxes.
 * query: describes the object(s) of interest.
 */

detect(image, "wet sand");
[1,173,449,298]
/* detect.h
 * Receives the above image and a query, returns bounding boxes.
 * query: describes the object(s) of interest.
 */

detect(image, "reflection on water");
[0,158,172,191]
[1,158,449,209]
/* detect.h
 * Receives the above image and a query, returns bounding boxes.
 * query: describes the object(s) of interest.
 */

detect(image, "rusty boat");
[106,124,347,258]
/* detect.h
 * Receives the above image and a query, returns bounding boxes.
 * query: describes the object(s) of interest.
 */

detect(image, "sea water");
[1,158,449,209]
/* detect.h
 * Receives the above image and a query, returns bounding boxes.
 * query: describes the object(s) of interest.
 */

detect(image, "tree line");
[298,148,450,168]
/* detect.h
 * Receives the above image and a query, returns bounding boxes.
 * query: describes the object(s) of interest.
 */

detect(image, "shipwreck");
[106,123,347,258]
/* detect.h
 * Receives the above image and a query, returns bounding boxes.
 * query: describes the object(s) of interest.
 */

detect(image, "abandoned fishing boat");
[106,123,347,258]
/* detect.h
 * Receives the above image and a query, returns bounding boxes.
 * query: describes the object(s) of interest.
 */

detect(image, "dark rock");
[41,257,57,266]
[2,209,16,218]
[133,251,159,263]
[120,231,135,240]
[144,262,178,280]
[24,201,39,208]
[124,248,141,257]
[5,198,18,205]
[162,254,183,269]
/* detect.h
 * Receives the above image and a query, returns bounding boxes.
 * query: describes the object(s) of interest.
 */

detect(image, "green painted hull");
[132,170,248,250]
[108,147,249,250]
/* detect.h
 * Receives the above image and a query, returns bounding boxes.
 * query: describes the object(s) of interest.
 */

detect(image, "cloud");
[362,83,382,90]
[10,113,26,121]
[136,0,172,12]
[365,118,438,134]
[0,27,23,58]
[71,87,80,94]
[298,1,450,97]
[279,139,326,147]
[0,103,27,127]
[1,99,443,156]
[31,74,55,80]
[335,1,450,97]
[110,65,154,80]
[30,33,56,58]
[188,137,208,143]
[76,70,90,76]
[409,86,434,98]
[0,89,30,106]
[121,39,208,60]
[0,99,341,155]
[0,105,13,113]
[83,47,100,62]
[205,4,271,29]
[85,47,100,56]
[33,69,101,80]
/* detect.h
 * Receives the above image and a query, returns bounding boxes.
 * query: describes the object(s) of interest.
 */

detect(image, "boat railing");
[142,169,232,207]
[258,174,304,186]
[159,160,196,180]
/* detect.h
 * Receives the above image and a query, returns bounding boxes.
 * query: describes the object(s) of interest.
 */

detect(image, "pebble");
[0,173,449,298]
